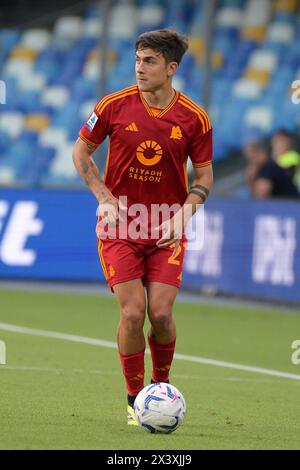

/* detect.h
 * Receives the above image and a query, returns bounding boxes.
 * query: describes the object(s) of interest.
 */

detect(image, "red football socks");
[148,335,176,383]
[119,349,145,397]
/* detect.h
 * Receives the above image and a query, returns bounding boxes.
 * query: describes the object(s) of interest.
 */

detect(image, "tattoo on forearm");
[100,190,111,203]
[81,160,89,174]
[76,155,103,198]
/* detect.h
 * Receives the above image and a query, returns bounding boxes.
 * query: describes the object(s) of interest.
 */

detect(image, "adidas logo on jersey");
[125,122,138,132]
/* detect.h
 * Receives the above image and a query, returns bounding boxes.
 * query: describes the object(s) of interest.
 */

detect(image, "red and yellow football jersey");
[79,85,212,242]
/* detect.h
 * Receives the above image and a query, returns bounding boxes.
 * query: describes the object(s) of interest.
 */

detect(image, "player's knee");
[120,303,146,334]
[148,305,173,332]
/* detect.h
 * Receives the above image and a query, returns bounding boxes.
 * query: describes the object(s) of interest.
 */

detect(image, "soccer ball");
[134,382,186,433]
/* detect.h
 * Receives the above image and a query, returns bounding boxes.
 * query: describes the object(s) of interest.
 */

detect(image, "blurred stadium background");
[1,0,300,451]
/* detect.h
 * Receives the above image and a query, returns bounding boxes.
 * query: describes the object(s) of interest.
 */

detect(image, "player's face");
[135,48,177,92]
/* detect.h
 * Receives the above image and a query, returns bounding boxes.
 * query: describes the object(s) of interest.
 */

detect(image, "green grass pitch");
[0,288,300,450]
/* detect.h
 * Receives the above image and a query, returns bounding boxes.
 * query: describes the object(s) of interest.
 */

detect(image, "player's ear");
[167,61,178,77]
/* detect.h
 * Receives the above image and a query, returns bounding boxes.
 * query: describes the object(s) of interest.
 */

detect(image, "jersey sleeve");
[189,123,213,168]
[79,101,110,147]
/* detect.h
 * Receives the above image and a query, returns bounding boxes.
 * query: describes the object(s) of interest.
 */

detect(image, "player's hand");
[156,210,185,255]
[98,194,119,226]
[96,193,122,239]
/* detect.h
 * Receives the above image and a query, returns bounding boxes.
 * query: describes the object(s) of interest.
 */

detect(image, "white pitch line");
[174,353,300,381]
[0,322,116,348]
[1,322,300,382]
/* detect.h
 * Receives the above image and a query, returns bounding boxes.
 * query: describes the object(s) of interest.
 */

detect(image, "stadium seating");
[0,0,300,187]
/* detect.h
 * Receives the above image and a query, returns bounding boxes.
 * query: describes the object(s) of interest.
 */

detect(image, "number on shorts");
[168,244,182,266]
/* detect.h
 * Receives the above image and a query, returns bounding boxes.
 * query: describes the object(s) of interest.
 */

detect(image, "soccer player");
[72,29,213,425]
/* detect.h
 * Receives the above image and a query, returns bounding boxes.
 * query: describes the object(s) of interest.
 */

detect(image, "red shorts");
[97,238,187,290]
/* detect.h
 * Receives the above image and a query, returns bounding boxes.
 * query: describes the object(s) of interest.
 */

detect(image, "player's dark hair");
[135,29,189,64]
